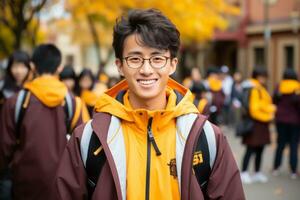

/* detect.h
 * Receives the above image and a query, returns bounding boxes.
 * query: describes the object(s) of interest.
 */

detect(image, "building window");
[285,46,294,68]
[254,47,265,67]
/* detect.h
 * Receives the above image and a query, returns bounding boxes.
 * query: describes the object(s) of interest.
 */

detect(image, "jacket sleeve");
[206,125,245,200]
[53,124,88,200]
[0,96,17,171]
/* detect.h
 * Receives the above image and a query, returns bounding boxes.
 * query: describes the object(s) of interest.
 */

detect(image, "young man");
[55,9,245,199]
[0,44,84,199]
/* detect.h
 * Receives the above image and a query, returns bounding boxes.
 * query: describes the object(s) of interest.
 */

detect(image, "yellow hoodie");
[207,76,222,92]
[94,78,199,200]
[279,79,300,95]
[24,75,67,107]
[248,79,276,122]
[24,75,89,129]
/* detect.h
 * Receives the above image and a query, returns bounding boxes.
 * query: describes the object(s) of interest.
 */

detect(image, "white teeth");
[138,79,156,85]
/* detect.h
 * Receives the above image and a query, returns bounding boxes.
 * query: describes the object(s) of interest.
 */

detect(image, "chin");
[135,91,159,100]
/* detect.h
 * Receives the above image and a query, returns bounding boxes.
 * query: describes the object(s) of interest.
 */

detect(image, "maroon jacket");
[0,92,83,200]
[273,87,300,125]
[54,113,245,200]
[242,121,270,146]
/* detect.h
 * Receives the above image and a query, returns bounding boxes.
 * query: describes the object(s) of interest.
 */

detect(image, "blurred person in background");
[76,68,107,117]
[240,68,276,184]
[0,50,31,200]
[0,51,32,109]
[0,44,84,200]
[59,65,90,123]
[272,68,300,179]
[230,71,244,127]
[59,65,76,94]
[220,65,233,125]
[189,67,211,115]
[203,67,225,125]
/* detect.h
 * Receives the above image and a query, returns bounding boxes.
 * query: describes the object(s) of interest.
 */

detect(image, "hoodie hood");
[207,76,222,92]
[24,75,67,107]
[279,79,300,94]
[94,78,199,128]
[241,78,259,89]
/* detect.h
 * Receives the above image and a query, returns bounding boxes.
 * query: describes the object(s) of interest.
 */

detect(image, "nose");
[139,60,153,75]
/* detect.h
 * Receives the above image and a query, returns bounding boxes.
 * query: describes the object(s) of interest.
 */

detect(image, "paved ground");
[221,125,300,200]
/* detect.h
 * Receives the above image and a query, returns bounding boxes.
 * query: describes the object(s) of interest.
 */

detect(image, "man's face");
[257,75,267,86]
[116,34,177,102]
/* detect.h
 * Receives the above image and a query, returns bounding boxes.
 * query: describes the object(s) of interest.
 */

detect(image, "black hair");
[206,67,220,78]
[112,8,180,59]
[3,50,31,91]
[252,67,268,79]
[31,44,62,74]
[59,65,76,80]
[283,68,298,80]
[75,68,95,96]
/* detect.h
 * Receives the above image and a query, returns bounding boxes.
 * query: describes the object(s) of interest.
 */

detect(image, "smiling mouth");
[137,79,158,86]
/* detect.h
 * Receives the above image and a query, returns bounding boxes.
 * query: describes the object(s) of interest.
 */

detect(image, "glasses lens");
[150,56,167,69]
[126,56,143,68]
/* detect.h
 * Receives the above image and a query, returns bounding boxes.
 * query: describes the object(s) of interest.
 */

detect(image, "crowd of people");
[0,8,299,200]
[182,65,300,184]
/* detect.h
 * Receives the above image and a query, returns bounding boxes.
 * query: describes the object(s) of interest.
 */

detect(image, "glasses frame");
[123,55,171,69]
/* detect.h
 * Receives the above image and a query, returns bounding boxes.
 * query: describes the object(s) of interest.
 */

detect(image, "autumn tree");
[65,0,240,71]
[0,0,48,57]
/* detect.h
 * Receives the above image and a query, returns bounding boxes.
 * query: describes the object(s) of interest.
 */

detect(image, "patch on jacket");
[193,151,203,166]
[167,158,177,179]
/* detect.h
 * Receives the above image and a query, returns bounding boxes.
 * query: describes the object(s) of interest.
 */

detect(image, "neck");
[128,91,167,110]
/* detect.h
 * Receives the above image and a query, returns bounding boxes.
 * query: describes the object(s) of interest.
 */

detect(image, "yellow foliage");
[65,0,240,45]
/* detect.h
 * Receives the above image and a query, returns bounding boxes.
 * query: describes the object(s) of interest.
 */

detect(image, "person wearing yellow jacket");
[240,68,276,184]
[272,68,300,179]
[54,9,245,200]
[0,44,85,200]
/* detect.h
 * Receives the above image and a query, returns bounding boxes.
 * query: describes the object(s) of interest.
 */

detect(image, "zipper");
[145,118,161,200]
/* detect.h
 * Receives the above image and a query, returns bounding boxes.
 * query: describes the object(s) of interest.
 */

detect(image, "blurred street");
[222,125,300,200]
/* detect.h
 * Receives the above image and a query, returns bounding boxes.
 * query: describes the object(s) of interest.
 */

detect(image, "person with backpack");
[203,67,225,125]
[0,51,32,200]
[272,68,300,179]
[0,44,84,200]
[189,67,211,116]
[54,9,245,200]
[240,68,276,184]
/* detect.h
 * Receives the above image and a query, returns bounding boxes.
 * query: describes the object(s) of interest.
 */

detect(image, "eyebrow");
[126,50,167,56]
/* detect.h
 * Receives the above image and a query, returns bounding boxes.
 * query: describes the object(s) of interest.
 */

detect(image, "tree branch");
[0,17,13,29]
[8,0,17,17]
[25,0,47,26]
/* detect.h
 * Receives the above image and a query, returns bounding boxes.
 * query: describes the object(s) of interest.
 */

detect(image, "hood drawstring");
[147,118,161,156]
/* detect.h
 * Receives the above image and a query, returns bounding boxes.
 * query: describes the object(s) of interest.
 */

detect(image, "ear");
[115,59,124,76]
[29,62,37,76]
[169,57,178,76]
[30,62,36,72]
[55,65,64,76]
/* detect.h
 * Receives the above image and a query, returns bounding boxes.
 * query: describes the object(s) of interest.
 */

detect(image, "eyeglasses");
[123,55,170,69]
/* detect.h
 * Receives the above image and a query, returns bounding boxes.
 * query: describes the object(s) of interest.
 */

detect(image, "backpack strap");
[80,120,106,199]
[193,120,217,195]
[15,89,31,142]
[82,113,217,199]
[64,92,73,139]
